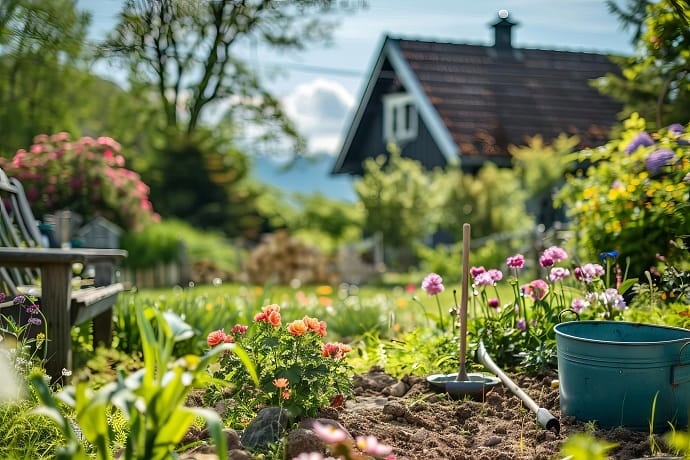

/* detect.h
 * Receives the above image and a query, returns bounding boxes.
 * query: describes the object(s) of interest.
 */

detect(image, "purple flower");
[542,246,568,263]
[488,297,500,308]
[668,123,684,135]
[421,273,444,296]
[25,305,39,314]
[604,288,627,309]
[0,293,5,303]
[506,254,525,269]
[549,267,571,282]
[645,148,676,175]
[625,131,654,154]
[516,318,527,331]
[571,298,589,314]
[13,295,25,305]
[27,317,42,326]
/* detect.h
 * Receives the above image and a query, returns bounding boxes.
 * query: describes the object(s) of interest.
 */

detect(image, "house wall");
[340,81,449,174]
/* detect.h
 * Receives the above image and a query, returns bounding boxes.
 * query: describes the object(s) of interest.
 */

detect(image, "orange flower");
[273,378,289,389]
[223,334,235,343]
[287,319,308,336]
[303,316,320,332]
[207,329,226,347]
[267,310,282,327]
[317,320,327,337]
[282,390,291,399]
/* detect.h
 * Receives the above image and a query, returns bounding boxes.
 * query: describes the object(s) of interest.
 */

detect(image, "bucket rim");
[554,320,690,346]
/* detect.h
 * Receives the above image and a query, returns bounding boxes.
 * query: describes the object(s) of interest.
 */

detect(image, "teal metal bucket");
[555,321,690,431]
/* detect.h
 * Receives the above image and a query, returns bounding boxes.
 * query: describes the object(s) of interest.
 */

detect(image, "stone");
[284,428,326,459]
[240,406,291,449]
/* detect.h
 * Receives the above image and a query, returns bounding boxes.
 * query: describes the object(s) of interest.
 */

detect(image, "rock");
[240,407,291,449]
[483,436,502,447]
[383,380,408,397]
[284,428,326,459]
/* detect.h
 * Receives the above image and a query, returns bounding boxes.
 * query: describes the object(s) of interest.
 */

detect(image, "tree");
[596,0,690,129]
[100,0,358,145]
[354,145,447,268]
[0,0,91,152]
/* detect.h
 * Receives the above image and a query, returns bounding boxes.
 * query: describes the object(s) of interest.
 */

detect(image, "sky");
[78,0,635,157]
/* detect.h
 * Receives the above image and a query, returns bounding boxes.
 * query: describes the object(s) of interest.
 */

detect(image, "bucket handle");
[558,308,580,323]
[671,341,690,386]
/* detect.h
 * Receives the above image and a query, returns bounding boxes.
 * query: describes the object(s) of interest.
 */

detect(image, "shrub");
[0,133,158,231]
[557,114,690,279]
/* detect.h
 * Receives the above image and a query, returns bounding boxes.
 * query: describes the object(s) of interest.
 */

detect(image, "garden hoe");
[427,223,499,399]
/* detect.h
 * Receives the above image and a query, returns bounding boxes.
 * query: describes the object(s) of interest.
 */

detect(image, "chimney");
[491,9,518,50]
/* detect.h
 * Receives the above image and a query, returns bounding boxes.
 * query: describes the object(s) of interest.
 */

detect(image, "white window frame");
[383,92,418,143]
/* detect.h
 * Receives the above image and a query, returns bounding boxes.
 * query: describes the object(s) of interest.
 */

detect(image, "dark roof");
[395,37,622,159]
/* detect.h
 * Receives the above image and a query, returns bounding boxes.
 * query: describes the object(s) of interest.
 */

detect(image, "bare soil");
[331,366,677,460]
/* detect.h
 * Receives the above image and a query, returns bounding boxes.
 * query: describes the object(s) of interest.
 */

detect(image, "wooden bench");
[0,169,127,382]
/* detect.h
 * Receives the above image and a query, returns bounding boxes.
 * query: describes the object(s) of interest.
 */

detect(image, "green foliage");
[205,304,354,421]
[31,307,244,460]
[556,114,690,279]
[0,400,66,460]
[257,188,364,254]
[437,162,534,240]
[355,145,446,265]
[0,134,157,231]
[0,0,90,152]
[510,134,580,227]
[353,329,458,378]
[145,133,263,238]
[560,432,618,460]
[596,0,690,128]
[119,223,182,269]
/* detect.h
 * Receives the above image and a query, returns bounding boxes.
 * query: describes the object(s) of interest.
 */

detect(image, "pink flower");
[474,271,495,286]
[311,421,347,443]
[487,269,503,282]
[575,263,605,283]
[549,267,571,282]
[571,298,589,314]
[230,324,248,335]
[488,298,500,308]
[421,273,444,296]
[542,246,568,263]
[522,279,549,301]
[356,435,393,457]
[207,329,227,347]
[539,255,554,268]
[506,254,525,269]
[470,266,486,278]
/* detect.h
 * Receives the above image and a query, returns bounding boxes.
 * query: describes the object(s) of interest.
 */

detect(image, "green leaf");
[162,310,195,342]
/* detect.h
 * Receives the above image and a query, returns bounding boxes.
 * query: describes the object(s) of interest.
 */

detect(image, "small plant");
[30,306,252,459]
[0,293,48,387]
[560,432,618,460]
[205,303,354,422]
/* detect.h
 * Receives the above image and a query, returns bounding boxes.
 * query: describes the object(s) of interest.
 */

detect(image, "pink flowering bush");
[468,245,635,372]
[0,132,158,231]
[204,304,353,422]
[293,420,395,460]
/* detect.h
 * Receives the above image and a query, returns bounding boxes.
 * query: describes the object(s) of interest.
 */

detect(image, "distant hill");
[250,153,357,202]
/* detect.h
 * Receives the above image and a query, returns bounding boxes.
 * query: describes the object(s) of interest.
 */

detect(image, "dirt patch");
[329,366,674,460]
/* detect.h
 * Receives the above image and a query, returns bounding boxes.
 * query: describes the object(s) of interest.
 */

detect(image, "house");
[331,11,623,176]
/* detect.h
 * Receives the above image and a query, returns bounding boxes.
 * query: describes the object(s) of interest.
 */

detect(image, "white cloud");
[283,79,355,154]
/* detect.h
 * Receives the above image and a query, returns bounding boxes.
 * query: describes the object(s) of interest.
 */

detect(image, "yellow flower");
[315,285,333,296]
